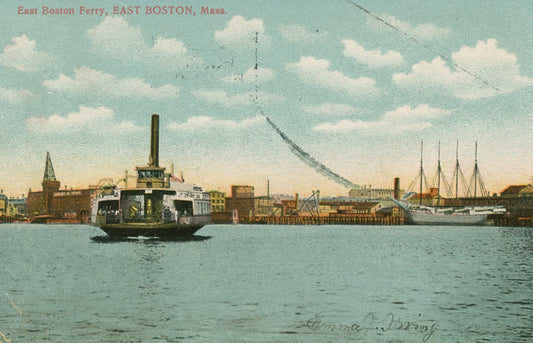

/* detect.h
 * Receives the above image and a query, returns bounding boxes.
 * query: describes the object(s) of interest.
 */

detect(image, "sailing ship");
[391,199,506,226]
[393,141,505,226]
[90,114,211,237]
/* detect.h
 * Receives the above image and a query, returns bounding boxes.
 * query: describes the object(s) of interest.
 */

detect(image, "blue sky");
[0,0,531,197]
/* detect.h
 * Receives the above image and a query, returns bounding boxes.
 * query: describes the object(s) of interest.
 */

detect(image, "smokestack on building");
[394,177,400,200]
[149,114,159,167]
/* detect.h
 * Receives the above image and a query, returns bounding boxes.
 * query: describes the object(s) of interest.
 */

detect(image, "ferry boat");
[90,114,211,237]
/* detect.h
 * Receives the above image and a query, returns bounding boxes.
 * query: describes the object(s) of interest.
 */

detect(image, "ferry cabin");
[96,185,211,225]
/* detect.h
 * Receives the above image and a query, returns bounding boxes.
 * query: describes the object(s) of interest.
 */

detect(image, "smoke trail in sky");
[266,117,360,189]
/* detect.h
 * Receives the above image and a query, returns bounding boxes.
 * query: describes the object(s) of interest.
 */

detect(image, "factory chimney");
[394,177,400,200]
[149,114,159,167]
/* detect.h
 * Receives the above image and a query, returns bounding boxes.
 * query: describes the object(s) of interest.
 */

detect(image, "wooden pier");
[494,216,533,227]
[240,215,405,225]
[235,215,531,227]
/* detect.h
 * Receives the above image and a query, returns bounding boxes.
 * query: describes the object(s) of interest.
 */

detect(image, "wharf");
[494,216,533,227]
[233,215,531,227]
[239,215,405,225]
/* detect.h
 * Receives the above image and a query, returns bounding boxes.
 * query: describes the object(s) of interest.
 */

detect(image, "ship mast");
[419,141,424,205]
[473,142,478,198]
[455,140,459,199]
[437,142,441,206]
[407,141,429,204]
[430,141,452,203]
[451,140,470,199]
[469,141,488,198]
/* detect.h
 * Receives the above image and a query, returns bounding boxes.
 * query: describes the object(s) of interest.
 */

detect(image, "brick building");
[225,185,274,219]
[26,152,96,223]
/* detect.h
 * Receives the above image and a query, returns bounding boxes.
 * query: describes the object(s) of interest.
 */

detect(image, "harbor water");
[0,224,531,342]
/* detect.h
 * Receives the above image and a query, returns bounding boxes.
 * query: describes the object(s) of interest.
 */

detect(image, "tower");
[42,152,60,214]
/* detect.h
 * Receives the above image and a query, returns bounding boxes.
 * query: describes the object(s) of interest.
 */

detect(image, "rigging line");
[345,0,501,92]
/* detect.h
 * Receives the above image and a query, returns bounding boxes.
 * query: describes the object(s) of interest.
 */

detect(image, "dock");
[239,215,406,225]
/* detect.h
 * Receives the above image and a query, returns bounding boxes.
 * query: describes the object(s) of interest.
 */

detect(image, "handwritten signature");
[303,312,438,342]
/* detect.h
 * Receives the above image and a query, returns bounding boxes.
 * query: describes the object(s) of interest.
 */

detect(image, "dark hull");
[97,222,204,237]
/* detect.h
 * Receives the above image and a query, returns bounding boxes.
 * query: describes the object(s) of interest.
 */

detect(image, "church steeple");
[41,152,60,215]
[43,151,56,182]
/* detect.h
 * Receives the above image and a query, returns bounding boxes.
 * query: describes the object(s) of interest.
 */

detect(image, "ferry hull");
[94,214,211,237]
[98,222,205,237]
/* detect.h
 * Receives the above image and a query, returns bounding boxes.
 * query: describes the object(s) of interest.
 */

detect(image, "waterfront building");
[373,200,403,217]
[26,152,97,223]
[208,190,226,212]
[319,201,378,215]
[225,185,274,218]
[316,199,402,218]
[225,185,255,218]
[349,185,404,199]
[254,196,274,216]
[231,185,254,198]
[7,197,26,220]
[500,184,533,198]
[0,191,7,223]
[408,187,444,206]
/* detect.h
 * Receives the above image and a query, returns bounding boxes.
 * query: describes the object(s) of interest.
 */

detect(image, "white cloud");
[382,104,450,120]
[279,24,327,44]
[286,56,380,96]
[0,35,52,72]
[314,104,449,133]
[26,106,142,133]
[343,39,404,68]
[43,66,179,100]
[0,87,33,104]
[168,115,265,130]
[214,15,270,49]
[86,17,201,67]
[367,14,451,41]
[304,103,359,116]
[393,39,533,99]
[193,90,284,107]
[222,67,275,83]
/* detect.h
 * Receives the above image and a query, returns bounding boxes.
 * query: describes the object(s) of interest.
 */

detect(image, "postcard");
[0,1,531,342]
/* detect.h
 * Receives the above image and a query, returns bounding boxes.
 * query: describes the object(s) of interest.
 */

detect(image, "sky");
[0,0,531,198]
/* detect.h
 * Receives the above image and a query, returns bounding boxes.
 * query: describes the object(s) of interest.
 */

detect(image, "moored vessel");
[91,114,211,237]
[393,141,506,226]
[391,199,506,226]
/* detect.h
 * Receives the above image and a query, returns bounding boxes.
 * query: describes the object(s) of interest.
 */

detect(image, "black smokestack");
[150,114,159,167]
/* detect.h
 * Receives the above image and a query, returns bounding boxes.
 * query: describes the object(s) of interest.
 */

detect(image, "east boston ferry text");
[19,7,107,16]
[18,6,226,16]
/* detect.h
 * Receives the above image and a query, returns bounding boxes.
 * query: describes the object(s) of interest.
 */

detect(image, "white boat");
[395,141,506,226]
[390,198,505,226]
[90,114,211,237]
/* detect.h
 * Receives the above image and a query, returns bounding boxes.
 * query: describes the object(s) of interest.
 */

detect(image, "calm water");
[0,224,531,342]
